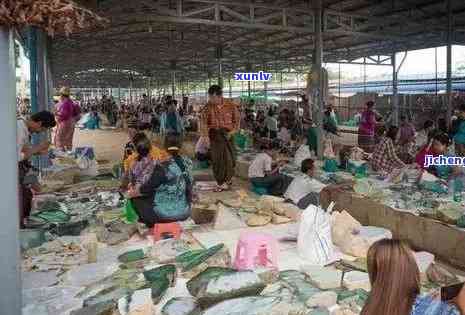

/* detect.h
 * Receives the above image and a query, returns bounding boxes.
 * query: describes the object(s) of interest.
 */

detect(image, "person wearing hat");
[54,86,80,151]
[126,134,193,227]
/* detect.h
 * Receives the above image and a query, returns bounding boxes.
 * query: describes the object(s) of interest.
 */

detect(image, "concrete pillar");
[0,27,21,315]
[312,0,324,158]
[392,53,399,126]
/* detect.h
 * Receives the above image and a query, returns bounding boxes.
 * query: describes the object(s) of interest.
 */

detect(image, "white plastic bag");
[297,203,335,266]
[76,156,98,177]
[323,138,335,159]
[294,144,313,167]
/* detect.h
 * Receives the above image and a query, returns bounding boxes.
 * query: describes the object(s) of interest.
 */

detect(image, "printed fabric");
[153,157,193,221]
[370,137,405,173]
[411,295,459,315]
[129,157,155,186]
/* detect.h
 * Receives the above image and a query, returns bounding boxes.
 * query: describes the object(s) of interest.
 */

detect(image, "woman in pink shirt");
[358,101,377,153]
[54,87,79,151]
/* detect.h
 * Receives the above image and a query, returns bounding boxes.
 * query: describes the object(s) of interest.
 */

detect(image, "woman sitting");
[416,132,458,180]
[126,135,193,228]
[361,239,463,315]
[123,132,170,174]
[121,133,155,189]
[370,126,405,174]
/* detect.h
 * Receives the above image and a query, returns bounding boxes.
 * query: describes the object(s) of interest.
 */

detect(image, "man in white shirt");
[284,158,326,209]
[18,111,56,228]
[248,144,290,196]
[264,109,278,139]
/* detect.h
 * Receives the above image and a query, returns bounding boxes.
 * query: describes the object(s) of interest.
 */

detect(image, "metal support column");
[312,0,324,159]
[228,75,232,98]
[28,27,38,114]
[446,0,453,123]
[0,27,21,315]
[172,71,176,97]
[392,53,399,126]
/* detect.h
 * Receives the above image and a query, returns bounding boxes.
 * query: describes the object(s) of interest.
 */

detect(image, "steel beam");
[0,27,21,315]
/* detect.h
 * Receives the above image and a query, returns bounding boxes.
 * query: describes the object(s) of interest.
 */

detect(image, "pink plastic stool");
[233,232,279,270]
[152,222,182,242]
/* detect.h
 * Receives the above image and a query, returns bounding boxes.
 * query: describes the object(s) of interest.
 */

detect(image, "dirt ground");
[73,125,198,164]
[73,127,129,163]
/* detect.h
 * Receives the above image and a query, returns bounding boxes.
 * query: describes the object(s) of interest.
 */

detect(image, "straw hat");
[59,86,71,97]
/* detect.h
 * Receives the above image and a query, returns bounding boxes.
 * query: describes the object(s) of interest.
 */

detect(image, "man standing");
[17,111,56,228]
[200,85,240,192]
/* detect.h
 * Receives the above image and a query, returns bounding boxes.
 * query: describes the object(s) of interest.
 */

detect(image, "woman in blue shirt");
[361,239,463,315]
[127,135,193,227]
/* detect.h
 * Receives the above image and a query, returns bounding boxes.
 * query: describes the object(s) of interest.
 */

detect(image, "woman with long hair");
[362,239,463,315]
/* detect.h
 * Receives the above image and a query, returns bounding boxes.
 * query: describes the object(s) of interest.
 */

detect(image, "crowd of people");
[14,84,465,314]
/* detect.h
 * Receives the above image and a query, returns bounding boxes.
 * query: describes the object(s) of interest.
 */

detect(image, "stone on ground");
[306,291,338,308]
[342,271,371,291]
[214,203,247,230]
[301,265,343,290]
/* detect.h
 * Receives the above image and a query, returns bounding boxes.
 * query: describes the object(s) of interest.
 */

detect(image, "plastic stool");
[233,232,279,270]
[251,183,269,196]
[152,222,182,242]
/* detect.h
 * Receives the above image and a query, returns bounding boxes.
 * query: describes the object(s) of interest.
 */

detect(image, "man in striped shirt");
[200,85,240,191]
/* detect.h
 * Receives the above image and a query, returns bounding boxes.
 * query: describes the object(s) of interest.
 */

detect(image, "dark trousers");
[296,192,320,209]
[251,174,292,196]
[196,152,210,162]
[18,184,32,229]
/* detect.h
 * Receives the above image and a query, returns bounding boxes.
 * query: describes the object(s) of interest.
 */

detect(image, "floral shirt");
[411,295,459,315]
[124,145,170,172]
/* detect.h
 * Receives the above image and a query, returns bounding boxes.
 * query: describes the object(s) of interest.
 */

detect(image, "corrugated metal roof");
[50,0,465,88]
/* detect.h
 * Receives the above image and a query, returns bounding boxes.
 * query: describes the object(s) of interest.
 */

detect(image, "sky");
[17,44,465,83]
[325,45,465,81]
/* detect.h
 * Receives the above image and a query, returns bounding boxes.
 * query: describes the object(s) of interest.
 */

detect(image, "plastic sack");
[123,199,139,224]
[294,144,313,167]
[297,203,335,266]
[76,156,98,177]
[323,138,335,159]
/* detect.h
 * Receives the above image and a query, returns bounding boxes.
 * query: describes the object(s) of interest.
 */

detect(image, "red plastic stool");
[152,222,182,242]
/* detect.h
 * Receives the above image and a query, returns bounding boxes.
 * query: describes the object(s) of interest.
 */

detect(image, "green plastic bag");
[123,199,138,223]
